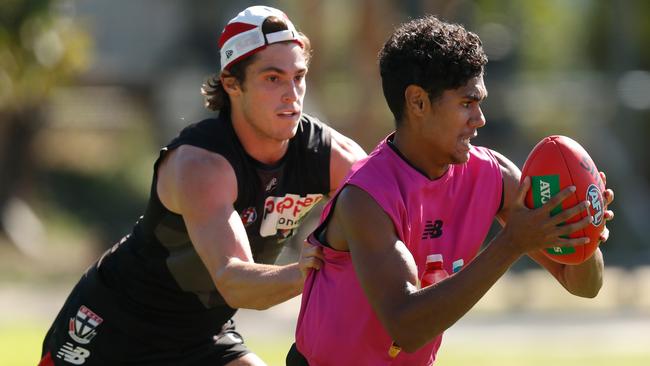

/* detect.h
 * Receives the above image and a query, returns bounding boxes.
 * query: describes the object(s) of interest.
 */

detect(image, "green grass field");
[0,323,48,366]
[437,346,650,366]
[4,322,648,366]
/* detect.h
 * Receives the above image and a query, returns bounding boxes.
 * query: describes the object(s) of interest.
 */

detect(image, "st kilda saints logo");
[68,305,103,345]
[240,207,258,227]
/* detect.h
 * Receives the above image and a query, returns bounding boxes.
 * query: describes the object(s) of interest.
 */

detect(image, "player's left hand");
[599,171,614,243]
[298,240,324,280]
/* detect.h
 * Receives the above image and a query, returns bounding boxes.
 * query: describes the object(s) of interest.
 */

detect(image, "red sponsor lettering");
[292,196,317,216]
[264,199,275,216]
[277,196,295,214]
[264,194,323,219]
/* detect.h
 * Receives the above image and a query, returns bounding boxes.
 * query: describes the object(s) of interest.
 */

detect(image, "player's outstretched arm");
[336,177,591,352]
[157,145,314,310]
[492,149,608,298]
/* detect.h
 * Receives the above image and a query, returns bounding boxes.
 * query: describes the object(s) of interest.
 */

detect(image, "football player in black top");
[40,6,366,366]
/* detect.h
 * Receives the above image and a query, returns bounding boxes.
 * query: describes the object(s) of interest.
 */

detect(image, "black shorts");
[40,271,250,365]
[286,343,309,366]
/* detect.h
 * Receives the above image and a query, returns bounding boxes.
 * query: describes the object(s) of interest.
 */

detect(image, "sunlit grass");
[0,322,47,366]
[437,345,650,366]
[4,323,648,366]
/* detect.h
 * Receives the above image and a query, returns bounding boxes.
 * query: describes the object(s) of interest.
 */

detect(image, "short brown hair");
[202,16,312,112]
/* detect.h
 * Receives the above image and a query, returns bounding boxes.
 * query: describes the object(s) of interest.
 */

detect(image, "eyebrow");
[464,91,488,101]
[257,66,307,75]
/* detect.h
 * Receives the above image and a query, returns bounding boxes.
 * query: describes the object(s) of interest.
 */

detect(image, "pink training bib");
[296,136,502,365]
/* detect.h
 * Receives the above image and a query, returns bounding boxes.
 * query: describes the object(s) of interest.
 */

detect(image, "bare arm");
[291,126,366,279]
[328,127,367,196]
[492,149,609,298]
[336,178,591,352]
[157,145,316,310]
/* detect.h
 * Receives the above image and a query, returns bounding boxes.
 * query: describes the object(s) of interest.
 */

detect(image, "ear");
[220,72,242,97]
[404,85,429,118]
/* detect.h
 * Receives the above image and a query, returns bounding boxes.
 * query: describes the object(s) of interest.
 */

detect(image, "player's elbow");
[566,271,603,299]
[387,326,429,353]
[571,281,602,298]
[214,267,269,310]
[389,333,426,353]
[385,310,437,353]
[213,268,241,308]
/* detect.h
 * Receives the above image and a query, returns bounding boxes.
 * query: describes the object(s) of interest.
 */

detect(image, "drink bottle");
[420,254,449,287]
[388,254,449,358]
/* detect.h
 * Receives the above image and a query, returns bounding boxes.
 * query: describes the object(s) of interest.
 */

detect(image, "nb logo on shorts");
[421,220,443,239]
[214,332,244,345]
[57,342,90,365]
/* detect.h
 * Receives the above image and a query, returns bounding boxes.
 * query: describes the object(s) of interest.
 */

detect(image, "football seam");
[521,137,548,180]
[554,139,585,262]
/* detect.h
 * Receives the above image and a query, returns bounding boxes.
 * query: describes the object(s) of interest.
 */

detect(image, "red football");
[521,135,606,264]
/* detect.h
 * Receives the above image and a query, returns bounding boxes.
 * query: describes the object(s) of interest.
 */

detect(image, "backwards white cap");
[218,6,303,71]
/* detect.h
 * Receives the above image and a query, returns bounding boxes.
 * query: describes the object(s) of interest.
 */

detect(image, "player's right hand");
[298,240,324,280]
[501,176,592,255]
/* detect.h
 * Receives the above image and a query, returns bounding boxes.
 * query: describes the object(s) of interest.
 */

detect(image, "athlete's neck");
[392,129,449,180]
[229,111,290,165]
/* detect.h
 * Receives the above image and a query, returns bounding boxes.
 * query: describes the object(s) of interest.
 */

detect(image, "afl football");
[521,135,605,264]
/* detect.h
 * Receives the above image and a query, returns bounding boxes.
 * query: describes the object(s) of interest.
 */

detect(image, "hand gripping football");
[521,135,606,264]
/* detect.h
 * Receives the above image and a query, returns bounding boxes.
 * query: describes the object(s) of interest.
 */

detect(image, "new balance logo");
[225,50,234,59]
[56,342,90,365]
[421,220,443,239]
[265,177,278,192]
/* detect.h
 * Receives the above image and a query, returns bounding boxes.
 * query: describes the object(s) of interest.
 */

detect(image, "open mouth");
[277,111,299,118]
[460,133,477,149]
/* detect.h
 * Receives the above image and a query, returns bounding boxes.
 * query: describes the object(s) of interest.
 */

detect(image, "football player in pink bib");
[288,15,615,366]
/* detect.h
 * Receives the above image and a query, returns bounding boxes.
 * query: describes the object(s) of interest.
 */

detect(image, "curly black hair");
[378,15,488,124]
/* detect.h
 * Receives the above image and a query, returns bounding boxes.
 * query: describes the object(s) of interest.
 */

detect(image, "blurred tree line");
[0,0,648,265]
[0,0,90,255]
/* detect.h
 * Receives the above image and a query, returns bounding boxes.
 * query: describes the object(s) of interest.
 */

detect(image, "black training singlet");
[92,112,331,345]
